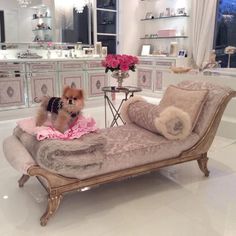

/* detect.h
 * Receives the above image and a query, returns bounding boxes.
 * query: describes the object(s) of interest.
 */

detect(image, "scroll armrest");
[3,135,36,174]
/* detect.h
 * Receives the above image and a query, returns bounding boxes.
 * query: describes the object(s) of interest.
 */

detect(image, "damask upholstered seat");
[3,80,236,226]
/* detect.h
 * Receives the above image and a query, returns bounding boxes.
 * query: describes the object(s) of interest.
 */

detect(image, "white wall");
[118,0,143,56]
[0,0,19,42]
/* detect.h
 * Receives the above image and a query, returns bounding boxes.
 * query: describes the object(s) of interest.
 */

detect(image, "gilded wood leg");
[197,156,210,177]
[18,174,30,188]
[40,194,63,226]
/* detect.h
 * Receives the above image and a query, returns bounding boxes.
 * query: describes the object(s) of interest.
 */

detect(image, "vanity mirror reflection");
[0,0,118,54]
[0,0,92,44]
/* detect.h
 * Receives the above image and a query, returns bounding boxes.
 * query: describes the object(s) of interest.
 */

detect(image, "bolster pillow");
[120,96,192,140]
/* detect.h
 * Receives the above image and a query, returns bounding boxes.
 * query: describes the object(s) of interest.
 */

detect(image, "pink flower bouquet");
[102,54,139,73]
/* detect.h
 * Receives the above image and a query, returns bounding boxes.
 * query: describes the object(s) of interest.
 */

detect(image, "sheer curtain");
[191,0,217,68]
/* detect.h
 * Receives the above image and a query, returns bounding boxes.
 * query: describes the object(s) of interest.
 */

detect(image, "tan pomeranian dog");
[35,86,84,133]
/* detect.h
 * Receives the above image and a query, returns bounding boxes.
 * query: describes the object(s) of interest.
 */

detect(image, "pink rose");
[120,63,129,72]
[111,59,119,68]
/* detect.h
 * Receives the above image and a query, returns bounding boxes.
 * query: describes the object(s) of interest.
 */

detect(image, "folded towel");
[13,126,106,178]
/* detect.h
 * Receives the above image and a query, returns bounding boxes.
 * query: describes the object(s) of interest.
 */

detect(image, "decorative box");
[158,29,176,37]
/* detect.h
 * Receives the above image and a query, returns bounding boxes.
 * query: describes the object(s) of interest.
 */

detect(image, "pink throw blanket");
[17,115,98,141]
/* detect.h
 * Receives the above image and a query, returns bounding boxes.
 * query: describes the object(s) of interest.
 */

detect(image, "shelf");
[32,16,52,20]
[141,15,189,21]
[32,29,52,32]
[140,36,188,39]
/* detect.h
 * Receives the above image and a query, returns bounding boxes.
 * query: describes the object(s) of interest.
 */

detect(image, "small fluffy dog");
[35,86,84,133]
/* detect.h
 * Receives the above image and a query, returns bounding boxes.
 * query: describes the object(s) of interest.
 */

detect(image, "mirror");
[0,10,5,42]
[0,0,92,44]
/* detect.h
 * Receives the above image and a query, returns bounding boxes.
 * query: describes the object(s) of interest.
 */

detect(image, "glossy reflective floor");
[0,107,236,236]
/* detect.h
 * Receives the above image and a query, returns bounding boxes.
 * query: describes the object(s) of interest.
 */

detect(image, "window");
[95,0,118,54]
[214,0,236,67]
[62,6,93,44]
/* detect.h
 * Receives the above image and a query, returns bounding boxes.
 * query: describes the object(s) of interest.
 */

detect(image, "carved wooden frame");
[17,91,236,226]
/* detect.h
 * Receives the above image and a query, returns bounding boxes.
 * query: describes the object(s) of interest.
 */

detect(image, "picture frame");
[165,8,171,17]
[178,50,187,57]
[141,44,151,56]
[101,47,108,57]
[176,8,186,15]
[83,48,94,56]
[95,42,102,55]
[145,12,154,19]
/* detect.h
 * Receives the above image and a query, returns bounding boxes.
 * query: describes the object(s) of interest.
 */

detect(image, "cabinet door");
[154,71,163,91]
[0,76,26,108]
[137,68,153,91]
[59,71,84,94]
[30,73,57,104]
[87,71,108,98]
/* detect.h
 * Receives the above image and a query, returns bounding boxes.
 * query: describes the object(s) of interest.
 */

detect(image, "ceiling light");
[74,0,89,13]
[17,0,31,8]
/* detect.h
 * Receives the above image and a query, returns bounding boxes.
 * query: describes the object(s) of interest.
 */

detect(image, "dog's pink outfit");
[17,115,98,141]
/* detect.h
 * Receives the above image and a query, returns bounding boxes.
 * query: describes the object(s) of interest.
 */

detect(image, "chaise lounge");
[3,80,236,226]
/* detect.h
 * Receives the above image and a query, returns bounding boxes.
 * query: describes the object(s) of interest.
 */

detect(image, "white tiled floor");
[1,106,236,236]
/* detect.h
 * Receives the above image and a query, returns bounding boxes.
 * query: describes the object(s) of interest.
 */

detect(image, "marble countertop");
[139,55,183,60]
[203,68,236,77]
[0,56,104,63]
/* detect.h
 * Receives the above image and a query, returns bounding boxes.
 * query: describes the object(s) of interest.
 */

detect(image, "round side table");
[102,86,142,127]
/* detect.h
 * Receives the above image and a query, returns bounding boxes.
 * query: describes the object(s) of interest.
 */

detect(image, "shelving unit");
[31,5,53,42]
[140,14,189,41]
[140,36,188,40]
[140,0,190,57]
[32,29,52,32]
[32,16,52,20]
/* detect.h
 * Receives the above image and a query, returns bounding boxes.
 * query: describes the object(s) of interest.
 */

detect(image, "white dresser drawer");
[86,60,103,69]
[28,62,57,72]
[59,61,85,71]
[0,62,24,72]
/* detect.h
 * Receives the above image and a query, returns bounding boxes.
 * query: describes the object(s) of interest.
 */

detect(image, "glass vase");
[111,70,129,88]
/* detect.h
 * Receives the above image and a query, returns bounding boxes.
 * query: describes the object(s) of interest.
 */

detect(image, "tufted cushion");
[159,85,209,129]
[176,80,233,137]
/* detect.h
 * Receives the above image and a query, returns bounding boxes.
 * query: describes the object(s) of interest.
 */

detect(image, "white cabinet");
[0,59,107,110]
[137,57,182,93]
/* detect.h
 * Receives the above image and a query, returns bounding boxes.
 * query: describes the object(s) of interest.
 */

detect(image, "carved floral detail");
[7,86,14,97]
[96,80,101,89]
[41,84,48,95]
